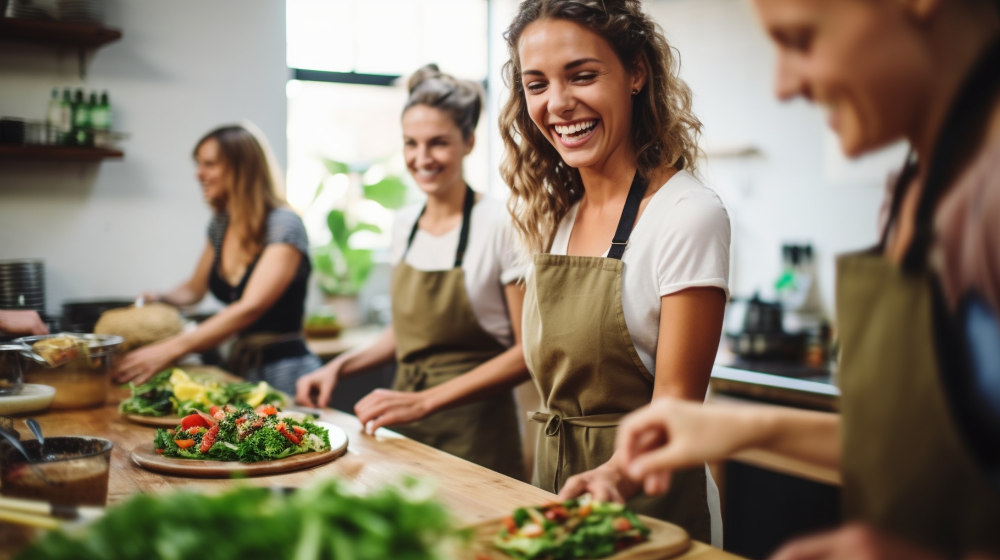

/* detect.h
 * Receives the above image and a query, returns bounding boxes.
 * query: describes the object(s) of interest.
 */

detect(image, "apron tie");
[397,363,428,391]
[228,332,304,377]
[530,411,625,490]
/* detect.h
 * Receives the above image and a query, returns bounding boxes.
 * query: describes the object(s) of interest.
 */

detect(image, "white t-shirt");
[390,195,525,347]
[547,170,731,374]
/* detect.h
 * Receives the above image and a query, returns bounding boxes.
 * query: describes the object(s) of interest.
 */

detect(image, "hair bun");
[407,63,443,93]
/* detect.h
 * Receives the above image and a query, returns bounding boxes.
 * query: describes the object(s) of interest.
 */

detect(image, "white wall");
[0,0,288,318]
[644,0,904,317]
[487,0,906,318]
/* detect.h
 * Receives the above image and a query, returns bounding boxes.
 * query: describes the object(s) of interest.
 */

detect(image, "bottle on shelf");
[71,88,92,147]
[90,90,111,148]
[59,88,74,145]
[45,88,63,145]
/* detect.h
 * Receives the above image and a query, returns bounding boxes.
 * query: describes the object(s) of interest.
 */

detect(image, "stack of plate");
[56,0,101,22]
[0,260,46,316]
[4,0,52,19]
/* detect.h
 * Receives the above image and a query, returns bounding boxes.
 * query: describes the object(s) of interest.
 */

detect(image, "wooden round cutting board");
[122,413,183,428]
[129,422,349,478]
[467,513,691,560]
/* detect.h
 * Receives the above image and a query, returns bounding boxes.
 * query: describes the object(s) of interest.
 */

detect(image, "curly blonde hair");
[499,0,703,253]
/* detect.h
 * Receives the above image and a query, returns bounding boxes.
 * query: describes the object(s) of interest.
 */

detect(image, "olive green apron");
[389,186,524,480]
[837,251,1000,554]
[836,37,1000,554]
[522,173,711,543]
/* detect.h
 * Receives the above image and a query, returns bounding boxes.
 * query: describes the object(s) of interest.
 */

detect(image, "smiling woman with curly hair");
[498,0,730,545]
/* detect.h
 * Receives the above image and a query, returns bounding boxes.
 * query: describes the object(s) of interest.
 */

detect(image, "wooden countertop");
[5,387,742,559]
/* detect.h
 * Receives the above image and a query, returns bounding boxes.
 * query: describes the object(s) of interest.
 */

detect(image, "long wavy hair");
[194,122,286,258]
[499,0,703,253]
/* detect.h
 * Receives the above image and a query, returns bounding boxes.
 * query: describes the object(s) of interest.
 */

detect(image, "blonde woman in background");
[499,0,731,545]
[297,65,527,480]
[114,123,321,395]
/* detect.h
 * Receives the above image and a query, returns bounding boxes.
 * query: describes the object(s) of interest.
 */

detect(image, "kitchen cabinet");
[0,17,123,162]
[708,384,841,559]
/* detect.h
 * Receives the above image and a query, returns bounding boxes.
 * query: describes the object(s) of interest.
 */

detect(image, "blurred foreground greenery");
[19,477,468,560]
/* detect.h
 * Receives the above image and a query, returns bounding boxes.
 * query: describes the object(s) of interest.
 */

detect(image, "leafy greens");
[18,478,464,560]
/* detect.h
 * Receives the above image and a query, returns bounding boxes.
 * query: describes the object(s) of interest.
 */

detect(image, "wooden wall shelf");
[0,145,123,161]
[0,18,122,49]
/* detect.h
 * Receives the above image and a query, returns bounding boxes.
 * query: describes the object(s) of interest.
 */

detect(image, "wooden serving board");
[129,423,349,478]
[122,413,183,428]
[468,513,691,560]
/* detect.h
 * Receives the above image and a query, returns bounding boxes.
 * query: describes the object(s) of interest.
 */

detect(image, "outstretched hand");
[616,397,755,495]
[112,340,179,385]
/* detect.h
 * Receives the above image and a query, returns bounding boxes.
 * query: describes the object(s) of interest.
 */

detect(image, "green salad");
[494,495,650,560]
[154,404,329,463]
[119,367,286,417]
[18,478,462,560]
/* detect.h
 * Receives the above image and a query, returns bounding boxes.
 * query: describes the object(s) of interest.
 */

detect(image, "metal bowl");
[13,334,123,409]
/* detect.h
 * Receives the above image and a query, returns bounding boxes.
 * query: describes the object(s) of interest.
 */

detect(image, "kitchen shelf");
[0,145,123,161]
[0,18,122,49]
[0,17,122,77]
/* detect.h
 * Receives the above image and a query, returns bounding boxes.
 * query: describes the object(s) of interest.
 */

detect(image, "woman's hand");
[616,397,756,495]
[294,359,343,408]
[557,459,640,503]
[354,389,433,434]
[0,310,49,336]
[769,524,949,560]
[112,339,182,385]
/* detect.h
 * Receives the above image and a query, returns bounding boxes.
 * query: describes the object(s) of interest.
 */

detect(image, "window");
[286,0,490,306]
[286,0,490,249]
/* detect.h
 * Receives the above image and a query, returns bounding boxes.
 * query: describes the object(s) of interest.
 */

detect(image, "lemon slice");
[244,381,270,407]
[168,368,192,387]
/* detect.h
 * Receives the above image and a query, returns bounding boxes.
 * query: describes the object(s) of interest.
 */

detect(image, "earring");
[631,88,639,96]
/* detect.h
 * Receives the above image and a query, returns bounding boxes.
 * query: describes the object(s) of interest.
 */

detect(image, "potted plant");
[309,157,408,327]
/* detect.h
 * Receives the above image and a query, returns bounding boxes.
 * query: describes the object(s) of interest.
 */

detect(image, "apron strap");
[607,171,649,260]
[900,37,1000,272]
[403,184,476,268]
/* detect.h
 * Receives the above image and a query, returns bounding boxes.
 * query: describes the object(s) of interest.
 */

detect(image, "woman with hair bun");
[297,64,526,480]
[498,0,730,544]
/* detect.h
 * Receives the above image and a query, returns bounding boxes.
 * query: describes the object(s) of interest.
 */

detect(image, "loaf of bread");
[94,302,184,352]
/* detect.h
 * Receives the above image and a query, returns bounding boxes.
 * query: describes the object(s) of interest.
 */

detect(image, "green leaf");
[363,175,408,209]
[344,249,375,293]
[321,158,350,176]
[326,209,349,250]
[308,178,326,206]
[350,222,382,236]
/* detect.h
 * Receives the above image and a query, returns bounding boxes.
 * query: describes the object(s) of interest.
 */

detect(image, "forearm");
[741,403,842,470]
[158,284,204,307]
[421,344,531,413]
[165,301,262,357]
[331,327,397,378]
